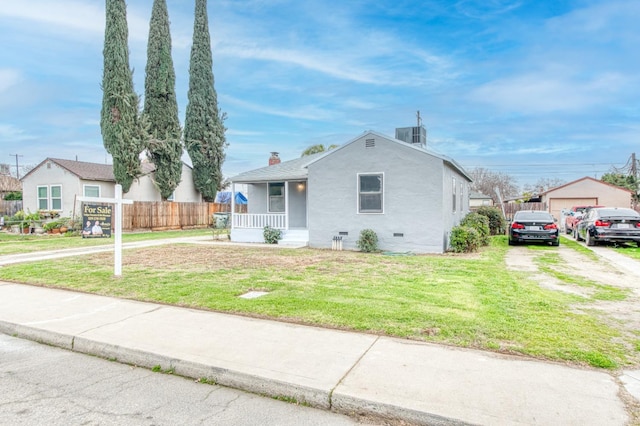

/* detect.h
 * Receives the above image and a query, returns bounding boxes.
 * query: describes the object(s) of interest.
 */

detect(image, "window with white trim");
[37,186,48,210]
[51,185,61,210]
[83,185,100,198]
[452,178,457,212]
[37,185,63,211]
[358,173,383,213]
[268,182,285,212]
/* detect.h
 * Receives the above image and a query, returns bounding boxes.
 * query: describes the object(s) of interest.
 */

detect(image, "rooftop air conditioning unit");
[395,126,426,149]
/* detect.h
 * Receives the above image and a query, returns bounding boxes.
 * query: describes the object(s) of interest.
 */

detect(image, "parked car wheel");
[586,231,596,246]
[551,240,560,246]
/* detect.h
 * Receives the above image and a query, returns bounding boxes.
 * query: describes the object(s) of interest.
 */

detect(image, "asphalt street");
[0,333,359,426]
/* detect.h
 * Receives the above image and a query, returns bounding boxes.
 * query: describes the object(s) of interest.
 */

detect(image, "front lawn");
[0,235,635,369]
[0,228,213,255]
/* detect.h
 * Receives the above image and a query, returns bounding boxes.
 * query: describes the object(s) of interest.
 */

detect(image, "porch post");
[285,181,289,230]
[230,181,235,229]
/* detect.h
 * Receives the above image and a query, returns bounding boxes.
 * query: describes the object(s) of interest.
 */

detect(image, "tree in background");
[522,177,566,195]
[601,172,639,207]
[101,0,146,193]
[469,168,519,204]
[301,144,339,157]
[184,0,227,202]
[144,0,182,200]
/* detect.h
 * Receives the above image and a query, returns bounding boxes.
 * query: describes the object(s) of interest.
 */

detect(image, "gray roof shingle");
[230,151,326,183]
[47,158,116,181]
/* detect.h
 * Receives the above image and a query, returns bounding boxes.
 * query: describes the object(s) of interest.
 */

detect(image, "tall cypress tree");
[101,0,146,193]
[144,0,182,200]
[184,0,227,201]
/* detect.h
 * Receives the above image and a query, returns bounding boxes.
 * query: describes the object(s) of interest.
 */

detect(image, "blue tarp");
[215,191,248,204]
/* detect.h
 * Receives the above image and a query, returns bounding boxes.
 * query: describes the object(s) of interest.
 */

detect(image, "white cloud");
[468,71,630,114]
[0,69,22,93]
[0,0,150,42]
[222,95,336,121]
[0,124,36,142]
[0,1,104,35]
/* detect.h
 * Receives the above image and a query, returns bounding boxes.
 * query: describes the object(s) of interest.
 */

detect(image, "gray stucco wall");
[22,161,86,214]
[307,134,459,253]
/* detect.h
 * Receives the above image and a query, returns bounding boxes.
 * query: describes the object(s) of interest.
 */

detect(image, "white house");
[229,129,472,253]
[21,158,201,215]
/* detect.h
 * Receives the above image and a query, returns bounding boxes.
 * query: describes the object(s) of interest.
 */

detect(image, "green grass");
[0,228,214,255]
[0,235,635,369]
[534,251,629,301]
[613,243,640,260]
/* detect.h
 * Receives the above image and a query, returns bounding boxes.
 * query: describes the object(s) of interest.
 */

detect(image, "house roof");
[230,131,472,183]
[22,158,169,182]
[541,176,634,195]
[470,191,492,200]
[230,151,326,183]
[21,158,116,182]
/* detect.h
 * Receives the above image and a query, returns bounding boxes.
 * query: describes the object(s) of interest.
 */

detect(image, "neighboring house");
[469,191,493,210]
[21,158,202,215]
[0,174,21,198]
[229,130,472,253]
[540,176,633,221]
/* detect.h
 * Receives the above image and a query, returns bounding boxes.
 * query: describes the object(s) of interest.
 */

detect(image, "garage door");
[549,198,597,229]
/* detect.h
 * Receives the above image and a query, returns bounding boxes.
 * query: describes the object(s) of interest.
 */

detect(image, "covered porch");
[229,179,309,244]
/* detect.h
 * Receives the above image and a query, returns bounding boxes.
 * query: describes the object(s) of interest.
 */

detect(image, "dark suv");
[508,210,559,246]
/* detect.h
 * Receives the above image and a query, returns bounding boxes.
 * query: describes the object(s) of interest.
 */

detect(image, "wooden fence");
[121,201,247,231]
[0,200,22,217]
[500,202,547,220]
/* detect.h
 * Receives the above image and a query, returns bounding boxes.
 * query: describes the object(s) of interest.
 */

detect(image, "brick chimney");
[269,152,281,166]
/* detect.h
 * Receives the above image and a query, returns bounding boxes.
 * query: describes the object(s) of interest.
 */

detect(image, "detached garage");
[540,176,634,221]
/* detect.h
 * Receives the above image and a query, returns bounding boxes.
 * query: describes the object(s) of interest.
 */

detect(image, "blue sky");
[1,0,638,188]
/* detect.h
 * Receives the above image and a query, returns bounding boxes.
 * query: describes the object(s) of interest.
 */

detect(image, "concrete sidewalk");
[0,282,633,425]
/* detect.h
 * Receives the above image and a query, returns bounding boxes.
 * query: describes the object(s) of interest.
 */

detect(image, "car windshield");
[597,209,639,218]
[515,212,552,221]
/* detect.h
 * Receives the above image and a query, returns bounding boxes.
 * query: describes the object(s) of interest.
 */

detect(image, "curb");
[0,321,461,425]
[0,321,331,409]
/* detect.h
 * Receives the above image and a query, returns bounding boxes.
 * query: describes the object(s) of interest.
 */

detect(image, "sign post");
[77,184,133,277]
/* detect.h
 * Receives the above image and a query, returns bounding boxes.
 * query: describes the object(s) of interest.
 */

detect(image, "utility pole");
[9,154,23,179]
[632,153,638,210]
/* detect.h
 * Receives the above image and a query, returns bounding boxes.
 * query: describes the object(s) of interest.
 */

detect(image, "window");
[51,185,61,210]
[358,173,383,213]
[452,178,457,212]
[37,186,48,210]
[268,182,285,212]
[84,185,100,197]
[37,185,63,211]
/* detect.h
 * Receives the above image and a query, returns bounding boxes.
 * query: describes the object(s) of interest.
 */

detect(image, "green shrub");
[460,212,490,246]
[450,226,481,253]
[356,229,378,253]
[476,206,506,235]
[3,191,22,201]
[263,226,282,244]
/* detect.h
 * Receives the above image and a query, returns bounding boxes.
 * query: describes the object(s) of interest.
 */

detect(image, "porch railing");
[232,213,286,229]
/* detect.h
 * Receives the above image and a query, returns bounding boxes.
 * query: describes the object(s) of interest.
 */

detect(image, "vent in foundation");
[393,233,404,237]
[339,231,348,236]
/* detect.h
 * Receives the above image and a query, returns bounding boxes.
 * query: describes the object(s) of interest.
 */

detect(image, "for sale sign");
[81,204,112,238]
